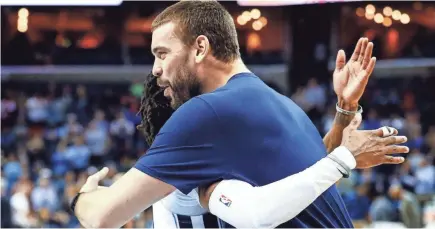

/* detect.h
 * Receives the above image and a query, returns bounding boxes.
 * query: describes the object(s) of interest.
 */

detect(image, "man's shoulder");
[161,97,219,133]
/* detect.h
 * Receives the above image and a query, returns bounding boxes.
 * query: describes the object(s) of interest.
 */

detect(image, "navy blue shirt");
[135,73,353,228]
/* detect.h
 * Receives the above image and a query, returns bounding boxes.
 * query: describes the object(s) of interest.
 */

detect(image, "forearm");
[74,187,137,228]
[207,146,356,228]
[74,168,174,228]
[323,100,358,153]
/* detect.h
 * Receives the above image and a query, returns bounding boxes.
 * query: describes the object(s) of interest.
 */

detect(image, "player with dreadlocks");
[137,73,174,147]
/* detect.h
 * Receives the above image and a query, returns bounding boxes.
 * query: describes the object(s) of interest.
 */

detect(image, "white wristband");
[329,146,357,170]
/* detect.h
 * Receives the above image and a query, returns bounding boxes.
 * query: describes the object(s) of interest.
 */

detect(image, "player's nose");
[152,66,163,78]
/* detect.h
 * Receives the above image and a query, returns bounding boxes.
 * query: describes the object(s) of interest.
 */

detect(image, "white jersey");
[152,189,226,229]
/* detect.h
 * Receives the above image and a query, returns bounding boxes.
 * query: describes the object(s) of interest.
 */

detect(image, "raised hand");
[333,38,377,108]
[340,114,409,169]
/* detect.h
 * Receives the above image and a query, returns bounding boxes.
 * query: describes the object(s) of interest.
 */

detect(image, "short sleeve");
[134,97,228,194]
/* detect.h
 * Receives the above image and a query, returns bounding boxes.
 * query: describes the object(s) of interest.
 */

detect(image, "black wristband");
[70,192,83,214]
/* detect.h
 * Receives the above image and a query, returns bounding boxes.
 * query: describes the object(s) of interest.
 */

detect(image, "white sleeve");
[152,200,178,229]
[208,146,356,229]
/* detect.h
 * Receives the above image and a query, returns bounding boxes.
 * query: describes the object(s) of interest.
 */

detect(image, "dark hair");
[137,73,174,146]
[152,0,240,63]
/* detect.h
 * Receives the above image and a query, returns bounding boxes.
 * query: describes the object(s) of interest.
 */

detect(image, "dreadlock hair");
[137,73,174,146]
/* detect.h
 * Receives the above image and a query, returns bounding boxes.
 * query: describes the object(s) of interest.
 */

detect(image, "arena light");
[392,10,401,20]
[17,23,28,33]
[237,15,247,25]
[17,8,28,33]
[355,7,364,17]
[242,11,252,21]
[259,16,268,26]
[252,20,263,31]
[18,8,29,18]
[374,13,384,24]
[383,6,392,17]
[400,13,410,24]
[365,4,375,15]
[365,11,374,20]
[250,9,261,20]
[383,17,392,27]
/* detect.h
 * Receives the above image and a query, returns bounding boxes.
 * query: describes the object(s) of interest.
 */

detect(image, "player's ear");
[194,35,210,64]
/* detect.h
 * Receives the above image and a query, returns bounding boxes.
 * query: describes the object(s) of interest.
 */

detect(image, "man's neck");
[200,58,250,93]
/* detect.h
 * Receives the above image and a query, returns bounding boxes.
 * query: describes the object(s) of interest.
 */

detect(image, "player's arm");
[73,168,175,228]
[322,101,356,153]
[198,146,354,229]
[73,98,226,228]
[323,38,376,153]
[199,126,404,228]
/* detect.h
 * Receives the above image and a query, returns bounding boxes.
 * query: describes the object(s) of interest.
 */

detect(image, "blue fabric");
[135,73,353,228]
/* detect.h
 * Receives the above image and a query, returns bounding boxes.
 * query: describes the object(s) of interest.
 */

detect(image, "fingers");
[357,38,368,63]
[381,156,405,165]
[373,126,398,137]
[335,49,346,71]
[379,145,410,155]
[350,38,364,61]
[379,136,408,145]
[362,42,374,69]
[365,57,376,75]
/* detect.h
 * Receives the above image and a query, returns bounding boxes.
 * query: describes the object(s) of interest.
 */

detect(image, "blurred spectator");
[25,92,49,128]
[3,154,23,195]
[414,157,435,195]
[69,85,91,124]
[30,171,59,212]
[47,85,72,126]
[343,183,371,222]
[51,141,69,177]
[10,177,37,227]
[58,114,84,139]
[1,90,18,129]
[369,193,397,223]
[1,176,13,228]
[92,110,109,132]
[110,111,135,159]
[363,109,381,130]
[389,183,422,228]
[26,134,46,167]
[85,121,109,167]
[64,136,91,173]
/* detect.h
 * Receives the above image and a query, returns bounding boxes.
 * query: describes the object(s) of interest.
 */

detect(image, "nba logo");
[219,195,232,207]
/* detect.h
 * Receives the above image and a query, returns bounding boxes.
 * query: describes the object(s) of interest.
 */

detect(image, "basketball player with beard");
[71,1,409,228]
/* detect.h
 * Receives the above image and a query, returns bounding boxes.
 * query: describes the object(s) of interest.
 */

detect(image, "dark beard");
[170,62,201,110]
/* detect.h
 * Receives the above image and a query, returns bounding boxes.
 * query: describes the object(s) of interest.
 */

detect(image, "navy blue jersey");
[135,73,353,228]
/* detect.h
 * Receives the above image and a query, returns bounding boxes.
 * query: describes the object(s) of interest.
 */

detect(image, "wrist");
[329,146,357,170]
[337,98,358,112]
[70,192,83,214]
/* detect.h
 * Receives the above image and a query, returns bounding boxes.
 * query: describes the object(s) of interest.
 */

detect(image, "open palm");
[333,38,377,106]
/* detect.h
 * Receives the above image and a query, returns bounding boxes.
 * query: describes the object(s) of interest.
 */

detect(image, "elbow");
[81,211,116,229]
[252,216,278,229]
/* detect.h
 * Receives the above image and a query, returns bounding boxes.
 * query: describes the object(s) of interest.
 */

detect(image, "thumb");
[92,167,109,181]
[335,50,346,71]
[348,113,362,130]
